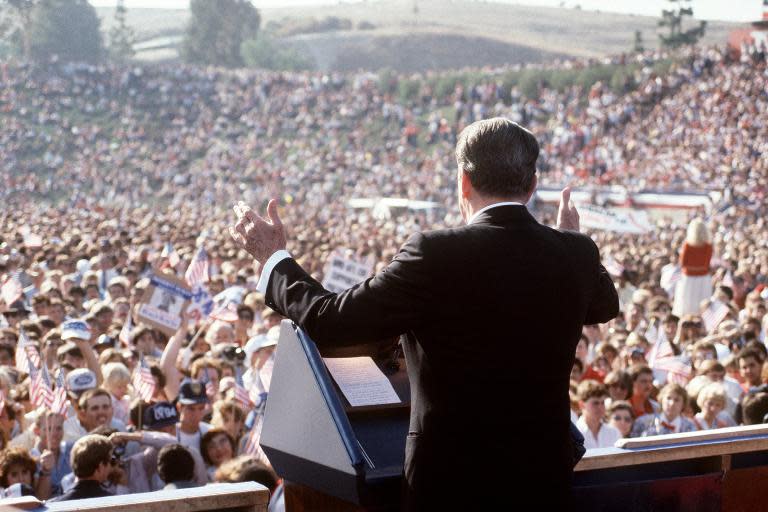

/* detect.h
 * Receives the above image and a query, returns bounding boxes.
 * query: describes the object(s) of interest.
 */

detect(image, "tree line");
[0,0,706,70]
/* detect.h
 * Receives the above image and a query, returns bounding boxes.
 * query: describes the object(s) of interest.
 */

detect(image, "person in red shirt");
[629,365,660,419]
[673,218,713,317]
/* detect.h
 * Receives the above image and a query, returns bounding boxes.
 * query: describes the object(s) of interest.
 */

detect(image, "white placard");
[578,204,654,234]
[323,356,401,407]
[322,249,374,293]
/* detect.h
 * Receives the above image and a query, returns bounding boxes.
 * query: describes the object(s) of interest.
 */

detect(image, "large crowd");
[0,38,766,505]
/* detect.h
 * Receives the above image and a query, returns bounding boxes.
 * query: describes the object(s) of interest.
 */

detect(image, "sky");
[88,0,765,23]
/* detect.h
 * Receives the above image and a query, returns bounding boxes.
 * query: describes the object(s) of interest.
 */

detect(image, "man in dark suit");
[48,434,113,502]
[230,117,619,510]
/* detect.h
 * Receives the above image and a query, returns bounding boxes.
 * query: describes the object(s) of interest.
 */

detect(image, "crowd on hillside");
[0,40,765,503]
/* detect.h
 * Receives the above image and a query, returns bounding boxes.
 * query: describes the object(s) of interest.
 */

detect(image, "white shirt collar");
[468,201,525,224]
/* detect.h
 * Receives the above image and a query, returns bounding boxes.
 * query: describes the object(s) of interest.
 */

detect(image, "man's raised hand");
[557,186,580,232]
[229,199,287,265]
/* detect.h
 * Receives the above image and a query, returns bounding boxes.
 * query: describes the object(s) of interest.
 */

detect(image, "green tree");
[182,0,260,68]
[658,0,706,49]
[108,0,135,63]
[27,0,103,63]
[3,0,43,58]
[241,35,312,71]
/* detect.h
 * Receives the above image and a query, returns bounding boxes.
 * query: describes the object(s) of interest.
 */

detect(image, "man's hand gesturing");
[230,199,287,265]
[557,186,580,232]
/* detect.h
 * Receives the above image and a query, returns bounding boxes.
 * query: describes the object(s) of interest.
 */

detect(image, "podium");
[260,320,409,511]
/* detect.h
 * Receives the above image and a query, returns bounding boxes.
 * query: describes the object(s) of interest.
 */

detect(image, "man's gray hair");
[455,117,539,197]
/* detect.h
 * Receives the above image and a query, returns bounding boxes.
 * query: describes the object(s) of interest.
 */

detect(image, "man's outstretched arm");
[230,200,430,345]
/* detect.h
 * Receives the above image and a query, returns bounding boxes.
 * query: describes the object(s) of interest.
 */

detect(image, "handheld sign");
[137,273,192,337]
[322,249,374,294]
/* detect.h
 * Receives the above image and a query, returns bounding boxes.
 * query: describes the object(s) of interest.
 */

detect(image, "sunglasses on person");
[611,414,632,423]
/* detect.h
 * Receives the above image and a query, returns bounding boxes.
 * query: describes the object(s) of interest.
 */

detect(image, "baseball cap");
[61,320,92,341]
[142,401,179,430]
[66,368,97,397]
[5,301,31,315]
[176,379,209,405]
[244,325,280,361]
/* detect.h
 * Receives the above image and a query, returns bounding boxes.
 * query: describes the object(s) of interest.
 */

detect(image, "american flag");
[233,368,253,409]
[30,362,54,409]
[647,327,672,368]
[243,415,265,456]
[702,300,729,333]
[1,276,23,307]
[118,314,133,346]
[653,357,692,386]
[185,246,210,289]
[132,356,156,402]
[15,330,41,373]
[660,265,682,298]
[648,327,692,385]
[161,242,181,269]
[210,301,239,323]
[51,371,69,416]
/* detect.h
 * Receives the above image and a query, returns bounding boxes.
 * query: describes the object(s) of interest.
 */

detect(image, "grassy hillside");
[95,0,740,70]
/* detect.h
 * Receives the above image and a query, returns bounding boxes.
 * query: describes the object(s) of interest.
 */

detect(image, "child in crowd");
[693,382,736,430]
[576,380,622,449]
[632,384,697,437]
[102,362,132,424]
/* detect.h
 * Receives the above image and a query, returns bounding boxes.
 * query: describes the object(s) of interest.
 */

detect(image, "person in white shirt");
[63,388,126,443]
[174,379,211,453]
[576,380,622,450]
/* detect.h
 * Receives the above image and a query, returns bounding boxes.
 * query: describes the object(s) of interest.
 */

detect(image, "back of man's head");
[742,392,768,425]
[71,434,113,479]
[157,444,195,483]
[455,117,539,198]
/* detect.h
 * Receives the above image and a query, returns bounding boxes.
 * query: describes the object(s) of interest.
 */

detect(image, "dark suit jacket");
[265,205,619,510]
[46,479,112,502]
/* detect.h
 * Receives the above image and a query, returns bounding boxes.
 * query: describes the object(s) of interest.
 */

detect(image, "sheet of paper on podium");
[324,356,401,407]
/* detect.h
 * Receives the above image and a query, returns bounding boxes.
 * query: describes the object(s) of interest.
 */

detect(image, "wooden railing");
[572,424,768,512]
[575,423,768,472]
[0,482,270,512]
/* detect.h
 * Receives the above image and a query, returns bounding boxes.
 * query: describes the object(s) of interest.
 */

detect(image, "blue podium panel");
[260,321,409,509]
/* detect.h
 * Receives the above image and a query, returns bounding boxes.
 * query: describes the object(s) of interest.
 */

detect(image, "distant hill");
[95,0,741,71]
